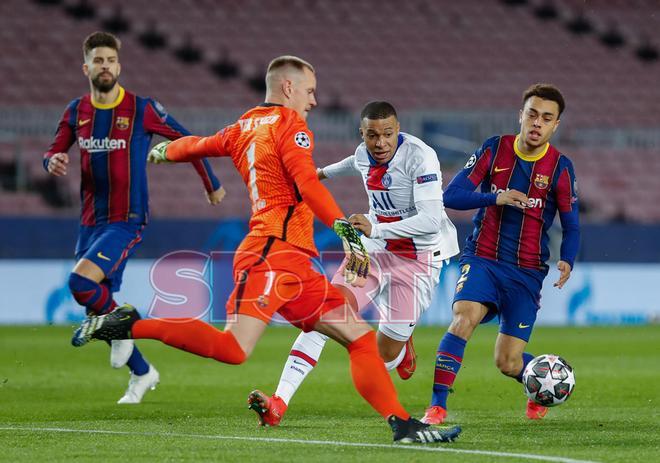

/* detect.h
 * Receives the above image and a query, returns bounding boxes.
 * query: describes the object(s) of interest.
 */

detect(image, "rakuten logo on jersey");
[491,184,544,208]
[78,136,127,153]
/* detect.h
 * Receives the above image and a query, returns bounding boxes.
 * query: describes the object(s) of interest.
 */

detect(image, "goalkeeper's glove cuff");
[333,218,370,283]
[148,141,172,164]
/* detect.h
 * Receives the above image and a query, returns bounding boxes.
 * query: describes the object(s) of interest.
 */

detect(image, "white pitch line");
[0,426,600,463]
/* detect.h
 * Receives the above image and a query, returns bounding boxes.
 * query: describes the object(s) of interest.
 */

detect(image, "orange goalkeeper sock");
[133,318,246,365]
[347,331,410,420]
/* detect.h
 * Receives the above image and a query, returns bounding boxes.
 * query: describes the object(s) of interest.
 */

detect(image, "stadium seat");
[2,0,659,222]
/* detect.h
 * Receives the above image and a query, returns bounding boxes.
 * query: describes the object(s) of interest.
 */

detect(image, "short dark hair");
[523,83,565,117]
[83,31,121,58]
[360,101,398,121]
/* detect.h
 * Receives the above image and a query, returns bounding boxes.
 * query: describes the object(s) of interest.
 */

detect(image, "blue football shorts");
[75,222,145,292]
[452,255,543,342]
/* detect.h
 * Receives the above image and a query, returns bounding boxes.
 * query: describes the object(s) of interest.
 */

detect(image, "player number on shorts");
[455,264,470,293]
[257,271,276,308]
[263,271,276,296]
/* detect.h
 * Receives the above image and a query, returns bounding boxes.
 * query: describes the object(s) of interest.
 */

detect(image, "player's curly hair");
[523,83,565,117]
[83,31,121,58]
[360,101,398,121]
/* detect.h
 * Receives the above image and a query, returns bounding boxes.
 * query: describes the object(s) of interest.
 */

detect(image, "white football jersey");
[325,132,459,261]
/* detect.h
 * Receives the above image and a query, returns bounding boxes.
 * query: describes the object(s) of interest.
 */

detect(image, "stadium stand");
[0,0,658,222]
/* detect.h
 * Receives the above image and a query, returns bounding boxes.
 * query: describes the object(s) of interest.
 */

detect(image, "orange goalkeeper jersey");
[166,104,344,256]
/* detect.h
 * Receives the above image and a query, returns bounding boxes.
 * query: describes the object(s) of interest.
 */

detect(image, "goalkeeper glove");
[333,218,370,287]
[148,141,172,164]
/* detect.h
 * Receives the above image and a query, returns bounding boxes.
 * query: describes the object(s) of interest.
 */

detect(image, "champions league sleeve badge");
[294,131,311,149]
[464,153,477,169]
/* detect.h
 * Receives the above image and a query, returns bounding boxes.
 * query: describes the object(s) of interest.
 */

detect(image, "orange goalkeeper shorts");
[225,236,346,331]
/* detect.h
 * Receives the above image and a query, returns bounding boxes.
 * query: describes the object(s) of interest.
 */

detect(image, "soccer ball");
[522,354,575,407]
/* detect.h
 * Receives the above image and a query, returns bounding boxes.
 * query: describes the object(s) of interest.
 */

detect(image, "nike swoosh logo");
[97,251,111,261]
[78,119,91,126]
[292,359,308,366]
[518,323,530,329]
[494,166,510,173]
[409,323,416,327]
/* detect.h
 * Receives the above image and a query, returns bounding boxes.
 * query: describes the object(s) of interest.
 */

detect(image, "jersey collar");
[366,133,405,166]
[514,134,549,162]
[91,85,125,109]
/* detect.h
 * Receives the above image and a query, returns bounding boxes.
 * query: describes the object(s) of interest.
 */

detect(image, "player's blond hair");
[265,55,314,90]
[267,55,314,75]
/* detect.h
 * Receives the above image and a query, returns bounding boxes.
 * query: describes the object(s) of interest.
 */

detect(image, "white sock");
[384,345,406,371]
[275,330,328,405]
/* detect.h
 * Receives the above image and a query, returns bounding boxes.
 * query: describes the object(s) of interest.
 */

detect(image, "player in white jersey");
[248,101,459,426]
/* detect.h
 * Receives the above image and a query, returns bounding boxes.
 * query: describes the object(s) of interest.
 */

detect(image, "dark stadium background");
[0,0,658,324]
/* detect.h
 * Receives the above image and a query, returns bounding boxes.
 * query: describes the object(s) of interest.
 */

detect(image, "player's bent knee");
[315,318,371,347]
[448,313,478,339]
[449,302,486,338]
[494,355,520,377]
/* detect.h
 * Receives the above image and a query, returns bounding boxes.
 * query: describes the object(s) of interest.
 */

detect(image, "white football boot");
[117,365,160,404]
[110,339,135,368]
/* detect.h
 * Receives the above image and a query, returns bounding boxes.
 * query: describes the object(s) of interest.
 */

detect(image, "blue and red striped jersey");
[449,135,579,273]
[44,86,220,225]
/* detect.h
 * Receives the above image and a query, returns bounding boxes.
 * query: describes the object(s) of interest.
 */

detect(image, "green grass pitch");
[1,325,658,462]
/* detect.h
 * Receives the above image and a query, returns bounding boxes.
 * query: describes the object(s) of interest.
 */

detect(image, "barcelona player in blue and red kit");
[43,32,224,404]
[422,84,580,424]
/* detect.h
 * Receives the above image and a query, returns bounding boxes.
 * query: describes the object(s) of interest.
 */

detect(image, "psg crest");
[381,173,392,188]
[534,173,549,189]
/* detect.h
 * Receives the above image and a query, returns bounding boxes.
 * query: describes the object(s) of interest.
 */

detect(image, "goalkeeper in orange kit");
[72,55,461,444]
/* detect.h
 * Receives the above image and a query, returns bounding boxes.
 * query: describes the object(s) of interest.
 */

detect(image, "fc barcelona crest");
[115,116,130,130]
[534,173,549,189]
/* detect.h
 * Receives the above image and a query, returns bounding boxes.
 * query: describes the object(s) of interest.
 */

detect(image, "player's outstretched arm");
[142,99,224,198]
[148,141,172,163]
[352,199,446,240]
[295,170,370,286]
[149,140,227,204]
[281,142,369,286]
[444,169,528,210]
[149,132,228,164]
[443,169,497,210]
[318,155,360,181]
[281,142,344,227]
